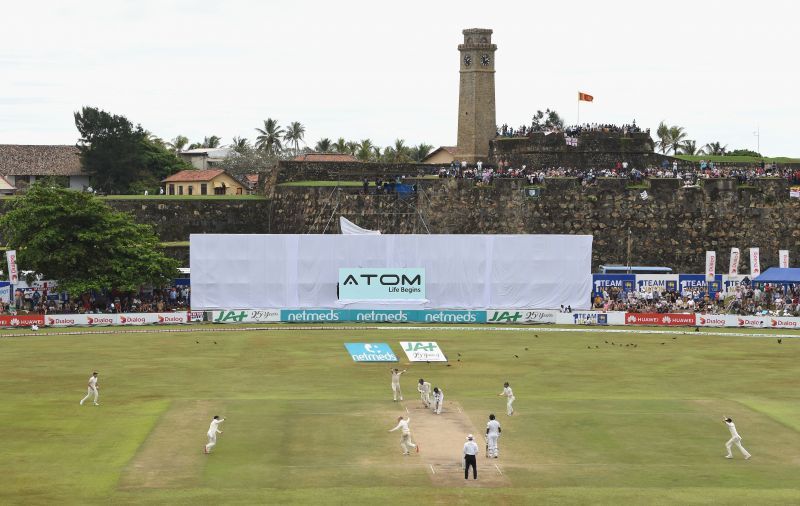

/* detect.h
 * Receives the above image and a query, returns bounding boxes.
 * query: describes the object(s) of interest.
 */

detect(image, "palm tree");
[703,141,728,156]
[655,121,670,154]
[679,140,700,156]
[168,135,189,153]
[391,139,411,162]
[667,126,687,155]
[283,121,306,156]
[200,136,221,148]
[230,136,250,151]
[356,139,374,161]
[412,143,433,162]
[255,118,284,155]
[372,146,382,161]
[332,137,348,153]
[314,138,332,152]
[345,141,359,156]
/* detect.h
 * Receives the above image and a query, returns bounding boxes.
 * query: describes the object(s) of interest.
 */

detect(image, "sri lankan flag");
[578,92,594,102]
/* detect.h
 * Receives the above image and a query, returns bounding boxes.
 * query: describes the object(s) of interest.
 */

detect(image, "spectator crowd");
[592,282,800,317]
[0,285,190,315]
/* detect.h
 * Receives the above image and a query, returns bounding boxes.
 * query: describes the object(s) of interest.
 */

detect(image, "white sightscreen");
[190,234,593,310]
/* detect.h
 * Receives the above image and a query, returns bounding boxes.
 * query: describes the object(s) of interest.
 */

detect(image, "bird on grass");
[661,342,665,345]
[446,364,452,367]
[514,355,519,358]
[672,336,677,339]
[777,339,782,344]
[695,327,700,332]
[524,347,529,351]
[535,335,539,338]
[604,340,608,344]
[196,341,199,344]
[457,353,461,357]
[595,345,599,349]
[587,346,591,349]
[214,341,217,345]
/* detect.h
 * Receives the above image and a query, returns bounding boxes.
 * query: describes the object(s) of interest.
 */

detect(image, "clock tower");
[457,28,497,163]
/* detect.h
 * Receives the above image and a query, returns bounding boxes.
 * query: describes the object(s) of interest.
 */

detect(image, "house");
[178,148,233,170]
[0,145,90,190]
[0,175,16,195]
[421,146,459,165]
[291,152,359,162]
[162,169,247,196]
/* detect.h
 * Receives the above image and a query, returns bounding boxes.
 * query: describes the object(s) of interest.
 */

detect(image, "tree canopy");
[74,106,188,194]
[0,183,179,295]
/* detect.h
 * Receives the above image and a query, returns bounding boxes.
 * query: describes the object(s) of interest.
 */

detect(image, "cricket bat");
[485,436,488,458]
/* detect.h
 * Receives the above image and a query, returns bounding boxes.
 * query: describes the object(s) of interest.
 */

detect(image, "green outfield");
[2,325,800,505]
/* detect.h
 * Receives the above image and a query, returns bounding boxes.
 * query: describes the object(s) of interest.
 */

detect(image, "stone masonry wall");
[490,131,669,169]
[3,178,795,274]
[269,177,800,272]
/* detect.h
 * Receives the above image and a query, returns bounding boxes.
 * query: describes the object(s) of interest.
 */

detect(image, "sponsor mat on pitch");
[344,343,398,362]
[399,341,447,362]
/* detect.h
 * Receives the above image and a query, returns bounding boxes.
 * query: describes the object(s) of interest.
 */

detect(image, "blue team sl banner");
[592,275,636,297]
[678,274,723,297]
[338,268,426,301]
[344,343,398,362]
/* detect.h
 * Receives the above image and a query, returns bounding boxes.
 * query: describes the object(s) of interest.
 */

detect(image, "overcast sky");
[1,0,797,156]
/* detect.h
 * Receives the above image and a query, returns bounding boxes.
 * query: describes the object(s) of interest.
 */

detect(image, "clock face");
[481,54,491,66]
[463,54,472,67]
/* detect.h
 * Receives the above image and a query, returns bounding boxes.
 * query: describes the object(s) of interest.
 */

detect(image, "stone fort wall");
[490,131,668,169]
[3,178,796,272]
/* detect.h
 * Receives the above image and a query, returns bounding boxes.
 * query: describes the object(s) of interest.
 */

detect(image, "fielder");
[486,413,501,458]
[723,416,751,460]
[498,382,515,416]
[79,371,100,406]
[418,378,432,408]
[432,387,444,414]
[204,415,225,454]
[388,416,418,455]
[390,368,407,401]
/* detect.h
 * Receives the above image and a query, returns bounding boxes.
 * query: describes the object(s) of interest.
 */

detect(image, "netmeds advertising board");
[338,268,426,301]
[279,309,486,323]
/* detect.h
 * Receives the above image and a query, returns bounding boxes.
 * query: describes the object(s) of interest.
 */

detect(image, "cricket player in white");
[723,416,751,459]
[499,382,515,416]
[388,416,418,455]
[204,416,225,454]
[79,372,99,406]
[486,413,501,458]
[432,387,444,414]
[418,378,432,408]
[390,368,407,401]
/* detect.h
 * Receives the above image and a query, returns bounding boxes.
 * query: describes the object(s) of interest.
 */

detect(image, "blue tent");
[752,268,800,284]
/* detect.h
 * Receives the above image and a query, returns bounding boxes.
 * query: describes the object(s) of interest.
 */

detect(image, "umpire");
[463,434,479,480]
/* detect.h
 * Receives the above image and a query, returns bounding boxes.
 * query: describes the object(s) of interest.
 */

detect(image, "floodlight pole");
[626,229,632,273]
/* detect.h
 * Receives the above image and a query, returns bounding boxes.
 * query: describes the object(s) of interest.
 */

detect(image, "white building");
[178,147,234,170]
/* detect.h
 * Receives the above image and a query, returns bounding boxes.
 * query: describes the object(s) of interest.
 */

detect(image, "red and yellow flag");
[578,92,594,102]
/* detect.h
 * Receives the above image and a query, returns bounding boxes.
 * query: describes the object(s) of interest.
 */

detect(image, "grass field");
[2,324,800,505]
